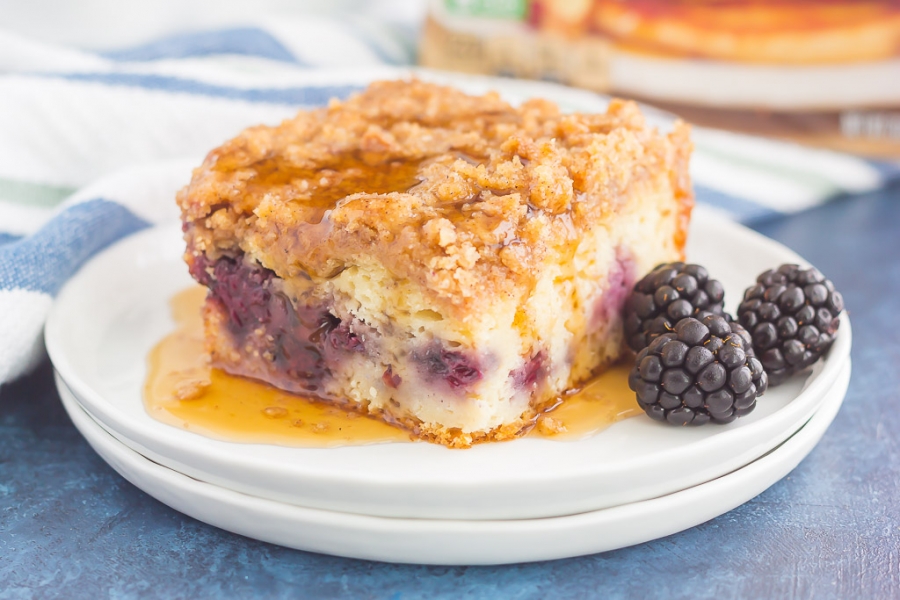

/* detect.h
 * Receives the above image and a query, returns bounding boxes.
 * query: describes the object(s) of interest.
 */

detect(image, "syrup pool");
[143,287,639,448]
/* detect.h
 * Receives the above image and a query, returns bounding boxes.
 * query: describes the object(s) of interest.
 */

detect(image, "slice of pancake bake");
[177,79,693,448]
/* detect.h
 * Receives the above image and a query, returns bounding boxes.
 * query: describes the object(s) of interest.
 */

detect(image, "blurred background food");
[3,0,897,158]
[419,0,900,158]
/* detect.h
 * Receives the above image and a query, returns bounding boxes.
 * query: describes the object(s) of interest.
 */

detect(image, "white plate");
[46,182,851,520]
[58,359,851,565]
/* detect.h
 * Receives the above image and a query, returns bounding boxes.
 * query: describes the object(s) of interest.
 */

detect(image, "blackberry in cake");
[177,79,694,447]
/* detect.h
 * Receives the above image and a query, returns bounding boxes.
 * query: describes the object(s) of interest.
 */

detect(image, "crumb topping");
[178,79,693,318]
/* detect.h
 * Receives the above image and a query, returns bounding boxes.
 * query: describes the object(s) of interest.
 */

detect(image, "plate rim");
[58,359,851,565]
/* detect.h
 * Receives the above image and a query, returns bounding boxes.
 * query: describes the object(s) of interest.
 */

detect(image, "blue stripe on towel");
[695,185,783,223]
[0,233,22,246]
[38,72,363,106]
[0,199,150,295]
[100,27,302,65]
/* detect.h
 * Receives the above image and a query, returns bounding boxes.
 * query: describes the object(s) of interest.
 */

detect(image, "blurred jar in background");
[419,0,900,158]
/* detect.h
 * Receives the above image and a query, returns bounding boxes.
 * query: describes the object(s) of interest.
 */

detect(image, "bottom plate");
[59,361,851,566]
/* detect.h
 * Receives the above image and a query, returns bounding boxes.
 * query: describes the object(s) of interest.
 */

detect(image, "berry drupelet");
[629,315,768,426]
[623,262,727,352]
[737,264,843,386]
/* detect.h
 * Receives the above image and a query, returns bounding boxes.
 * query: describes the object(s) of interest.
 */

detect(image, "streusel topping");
[178,79,692,317]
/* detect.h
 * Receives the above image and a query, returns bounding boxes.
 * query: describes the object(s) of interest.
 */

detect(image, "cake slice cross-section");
[177,79,693,448]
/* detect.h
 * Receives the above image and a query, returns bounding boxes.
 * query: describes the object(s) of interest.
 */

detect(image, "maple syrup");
[144,287,639,448]
[213,153,424,213]
[528,364,640,440]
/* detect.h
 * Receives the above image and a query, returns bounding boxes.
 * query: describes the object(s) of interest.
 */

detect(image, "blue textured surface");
[1,184,899,599]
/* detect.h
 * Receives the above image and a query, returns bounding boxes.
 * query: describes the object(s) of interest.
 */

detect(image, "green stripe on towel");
[693,142,840,199]
[0,178,76,208]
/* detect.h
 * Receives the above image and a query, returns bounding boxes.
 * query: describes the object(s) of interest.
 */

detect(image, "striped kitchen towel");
[0,21,897,384]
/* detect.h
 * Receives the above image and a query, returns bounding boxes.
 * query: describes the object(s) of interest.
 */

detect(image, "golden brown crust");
[178,79,693,321]
[367,383,566,449]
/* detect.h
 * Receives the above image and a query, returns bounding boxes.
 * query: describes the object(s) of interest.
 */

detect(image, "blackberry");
[628,315,768,426]
[737,264,843,386]
[623,262,727,352]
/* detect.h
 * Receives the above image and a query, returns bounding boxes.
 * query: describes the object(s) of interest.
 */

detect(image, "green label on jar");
[445,0,527,19]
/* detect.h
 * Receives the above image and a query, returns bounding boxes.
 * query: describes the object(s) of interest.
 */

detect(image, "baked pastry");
[177,79,693,447]
[591,0,900,65]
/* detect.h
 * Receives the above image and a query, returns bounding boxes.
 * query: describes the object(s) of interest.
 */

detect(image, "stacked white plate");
[45,199,852,565]
[43,73,852,565]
